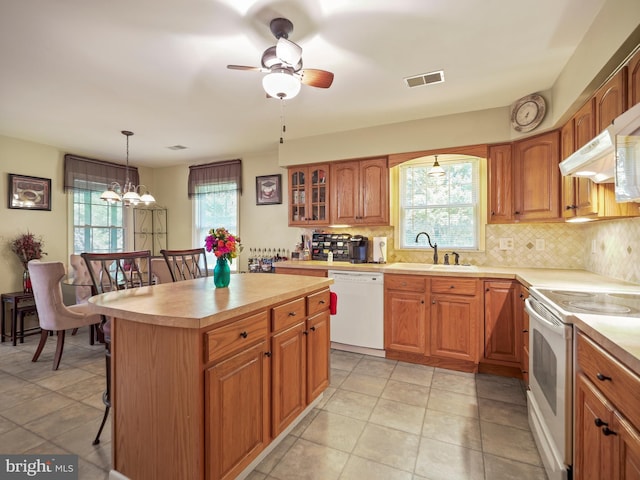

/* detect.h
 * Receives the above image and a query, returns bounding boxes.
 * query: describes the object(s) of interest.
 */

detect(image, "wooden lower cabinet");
[483,281,522,365]
[385,275,480,371]
[384,275,428,356]
[430,278,480,365]
[271,322,307,437]
[519,284,530,387]
[307,309,330,402]
[271,288,332,437]
[574,331,640,479]
[206,341,271,480]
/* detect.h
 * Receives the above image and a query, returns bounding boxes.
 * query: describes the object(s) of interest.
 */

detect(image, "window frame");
[396,155,484,252]
[192,183,241,271]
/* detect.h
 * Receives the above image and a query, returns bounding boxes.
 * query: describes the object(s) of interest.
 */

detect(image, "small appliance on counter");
[372,236,387,263]
[348,235,369,263]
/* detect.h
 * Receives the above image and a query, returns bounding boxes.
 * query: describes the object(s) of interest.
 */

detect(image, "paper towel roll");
[373,237,387,263]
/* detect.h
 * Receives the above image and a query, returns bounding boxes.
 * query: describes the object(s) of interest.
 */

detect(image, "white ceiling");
[0,0,607,167]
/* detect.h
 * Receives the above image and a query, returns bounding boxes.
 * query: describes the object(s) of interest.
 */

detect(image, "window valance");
[188,159,242,197]
[64,154,140,192]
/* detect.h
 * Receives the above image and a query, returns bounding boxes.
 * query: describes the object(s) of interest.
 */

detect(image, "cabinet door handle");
[450,285,455,289]
[594,418,608,427]
[491,211,495,216]
[288,312,297,317]
[310,326,316,331]
[303,330,309,336]
[514,211,521,215]
[239,331,248,339]
[596,373,612,382]
[522,370,528,374]
[602,427,617,436]
[486,288,490,292]
[264,351,272,357]
[432,300,436,304]
[319,300,326,304]
[421,300,425,304]
[522,329,528,333]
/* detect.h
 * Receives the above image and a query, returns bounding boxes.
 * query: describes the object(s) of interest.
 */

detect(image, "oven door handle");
[525,298,570,337]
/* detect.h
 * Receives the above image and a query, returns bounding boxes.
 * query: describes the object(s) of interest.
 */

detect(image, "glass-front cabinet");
[288,164,329,226]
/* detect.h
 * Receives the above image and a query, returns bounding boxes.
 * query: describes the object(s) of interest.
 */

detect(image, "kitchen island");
[87,274,333,480]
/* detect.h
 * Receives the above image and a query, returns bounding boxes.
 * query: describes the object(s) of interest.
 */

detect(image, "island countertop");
[87,273,333,329]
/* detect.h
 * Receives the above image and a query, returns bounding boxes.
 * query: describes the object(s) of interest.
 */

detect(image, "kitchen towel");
[330,291,338,315]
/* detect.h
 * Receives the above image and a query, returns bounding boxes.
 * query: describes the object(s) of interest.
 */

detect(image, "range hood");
[559,102,640,184]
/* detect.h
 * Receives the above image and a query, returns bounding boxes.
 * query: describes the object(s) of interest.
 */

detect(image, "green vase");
[213,256,231,288]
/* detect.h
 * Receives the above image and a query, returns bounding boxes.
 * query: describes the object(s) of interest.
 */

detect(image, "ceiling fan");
[227,17,334,100]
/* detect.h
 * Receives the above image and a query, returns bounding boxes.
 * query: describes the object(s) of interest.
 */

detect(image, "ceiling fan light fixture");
[262,69,301,99]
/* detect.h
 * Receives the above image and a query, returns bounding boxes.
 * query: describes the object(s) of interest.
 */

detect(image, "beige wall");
[0,136,68,294]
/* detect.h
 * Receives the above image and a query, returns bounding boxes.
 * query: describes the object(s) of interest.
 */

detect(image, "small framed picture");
[256,174,282,205]
[8,174,52,211]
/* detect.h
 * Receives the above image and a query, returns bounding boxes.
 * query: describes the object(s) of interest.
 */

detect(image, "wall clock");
[510,93,546,133]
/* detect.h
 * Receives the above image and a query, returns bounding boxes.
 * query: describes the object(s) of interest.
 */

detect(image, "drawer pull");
[602,427,617,436]
[522,329,528,333]
[596,373,612,382]
[594,418,608,427]
[450,285,455,289]
[310,326,316,331]
[239,331,248,339]
[288,312,297,317]
[319,300,326,304]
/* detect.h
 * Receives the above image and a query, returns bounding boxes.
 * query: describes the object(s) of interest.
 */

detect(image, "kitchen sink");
[426,264,479,272]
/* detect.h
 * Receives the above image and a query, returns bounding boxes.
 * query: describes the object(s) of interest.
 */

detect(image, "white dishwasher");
[328,270,384,357]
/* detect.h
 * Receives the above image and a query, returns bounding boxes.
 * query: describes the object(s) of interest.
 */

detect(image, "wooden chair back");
[160,248,208,282]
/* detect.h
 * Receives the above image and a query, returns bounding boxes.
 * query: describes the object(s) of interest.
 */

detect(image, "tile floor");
[0,329,547,480]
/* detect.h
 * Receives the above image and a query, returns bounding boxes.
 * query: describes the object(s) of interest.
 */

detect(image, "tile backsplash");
[307,216,640,284]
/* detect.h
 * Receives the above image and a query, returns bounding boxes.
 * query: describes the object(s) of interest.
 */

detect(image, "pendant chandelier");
[100,130,155,206]
[428,155,446,177]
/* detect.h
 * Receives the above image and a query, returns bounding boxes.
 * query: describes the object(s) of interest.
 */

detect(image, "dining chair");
[81,250,152,445]
[160,248,208,281]
[27,260,102,370]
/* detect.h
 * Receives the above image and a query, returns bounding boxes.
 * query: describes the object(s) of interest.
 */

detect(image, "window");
[399,157,479,250]
[189,160,242,270]
[64,155,134,254]
[73,185,124,253]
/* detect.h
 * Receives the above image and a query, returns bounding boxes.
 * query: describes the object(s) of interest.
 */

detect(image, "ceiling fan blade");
[300,69,334,88]
[276,37,303,66]
[227,65,265,72]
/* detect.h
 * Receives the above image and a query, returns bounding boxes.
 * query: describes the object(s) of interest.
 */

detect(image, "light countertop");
[276,260,640,374]
[87,274,333,329]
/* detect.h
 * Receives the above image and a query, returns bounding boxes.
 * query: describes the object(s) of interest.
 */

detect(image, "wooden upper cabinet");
[562,100,598,218]
[628,48,640,108]
[288,164,329,226]
[487,144,513,223]
[513,130,561,222]
[595,68,627,132]
[330,157,389,225]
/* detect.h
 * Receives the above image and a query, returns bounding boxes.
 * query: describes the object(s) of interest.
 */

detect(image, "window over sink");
[398,156,480,250]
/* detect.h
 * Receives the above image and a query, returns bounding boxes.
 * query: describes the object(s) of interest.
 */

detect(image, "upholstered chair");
[27,260,102,370]
[151,257,173,284]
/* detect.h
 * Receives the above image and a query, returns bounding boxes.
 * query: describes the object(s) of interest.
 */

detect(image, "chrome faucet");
[415,232,438,264]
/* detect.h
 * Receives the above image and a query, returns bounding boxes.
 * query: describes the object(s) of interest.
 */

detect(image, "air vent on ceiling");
[404,70,445,88]
[167,145,188,150]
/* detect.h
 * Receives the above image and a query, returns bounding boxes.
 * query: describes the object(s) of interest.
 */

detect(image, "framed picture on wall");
[256,174,282,205]
[8,174,52,211]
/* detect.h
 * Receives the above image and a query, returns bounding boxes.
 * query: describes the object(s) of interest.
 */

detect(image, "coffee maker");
[348,235,369,263]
